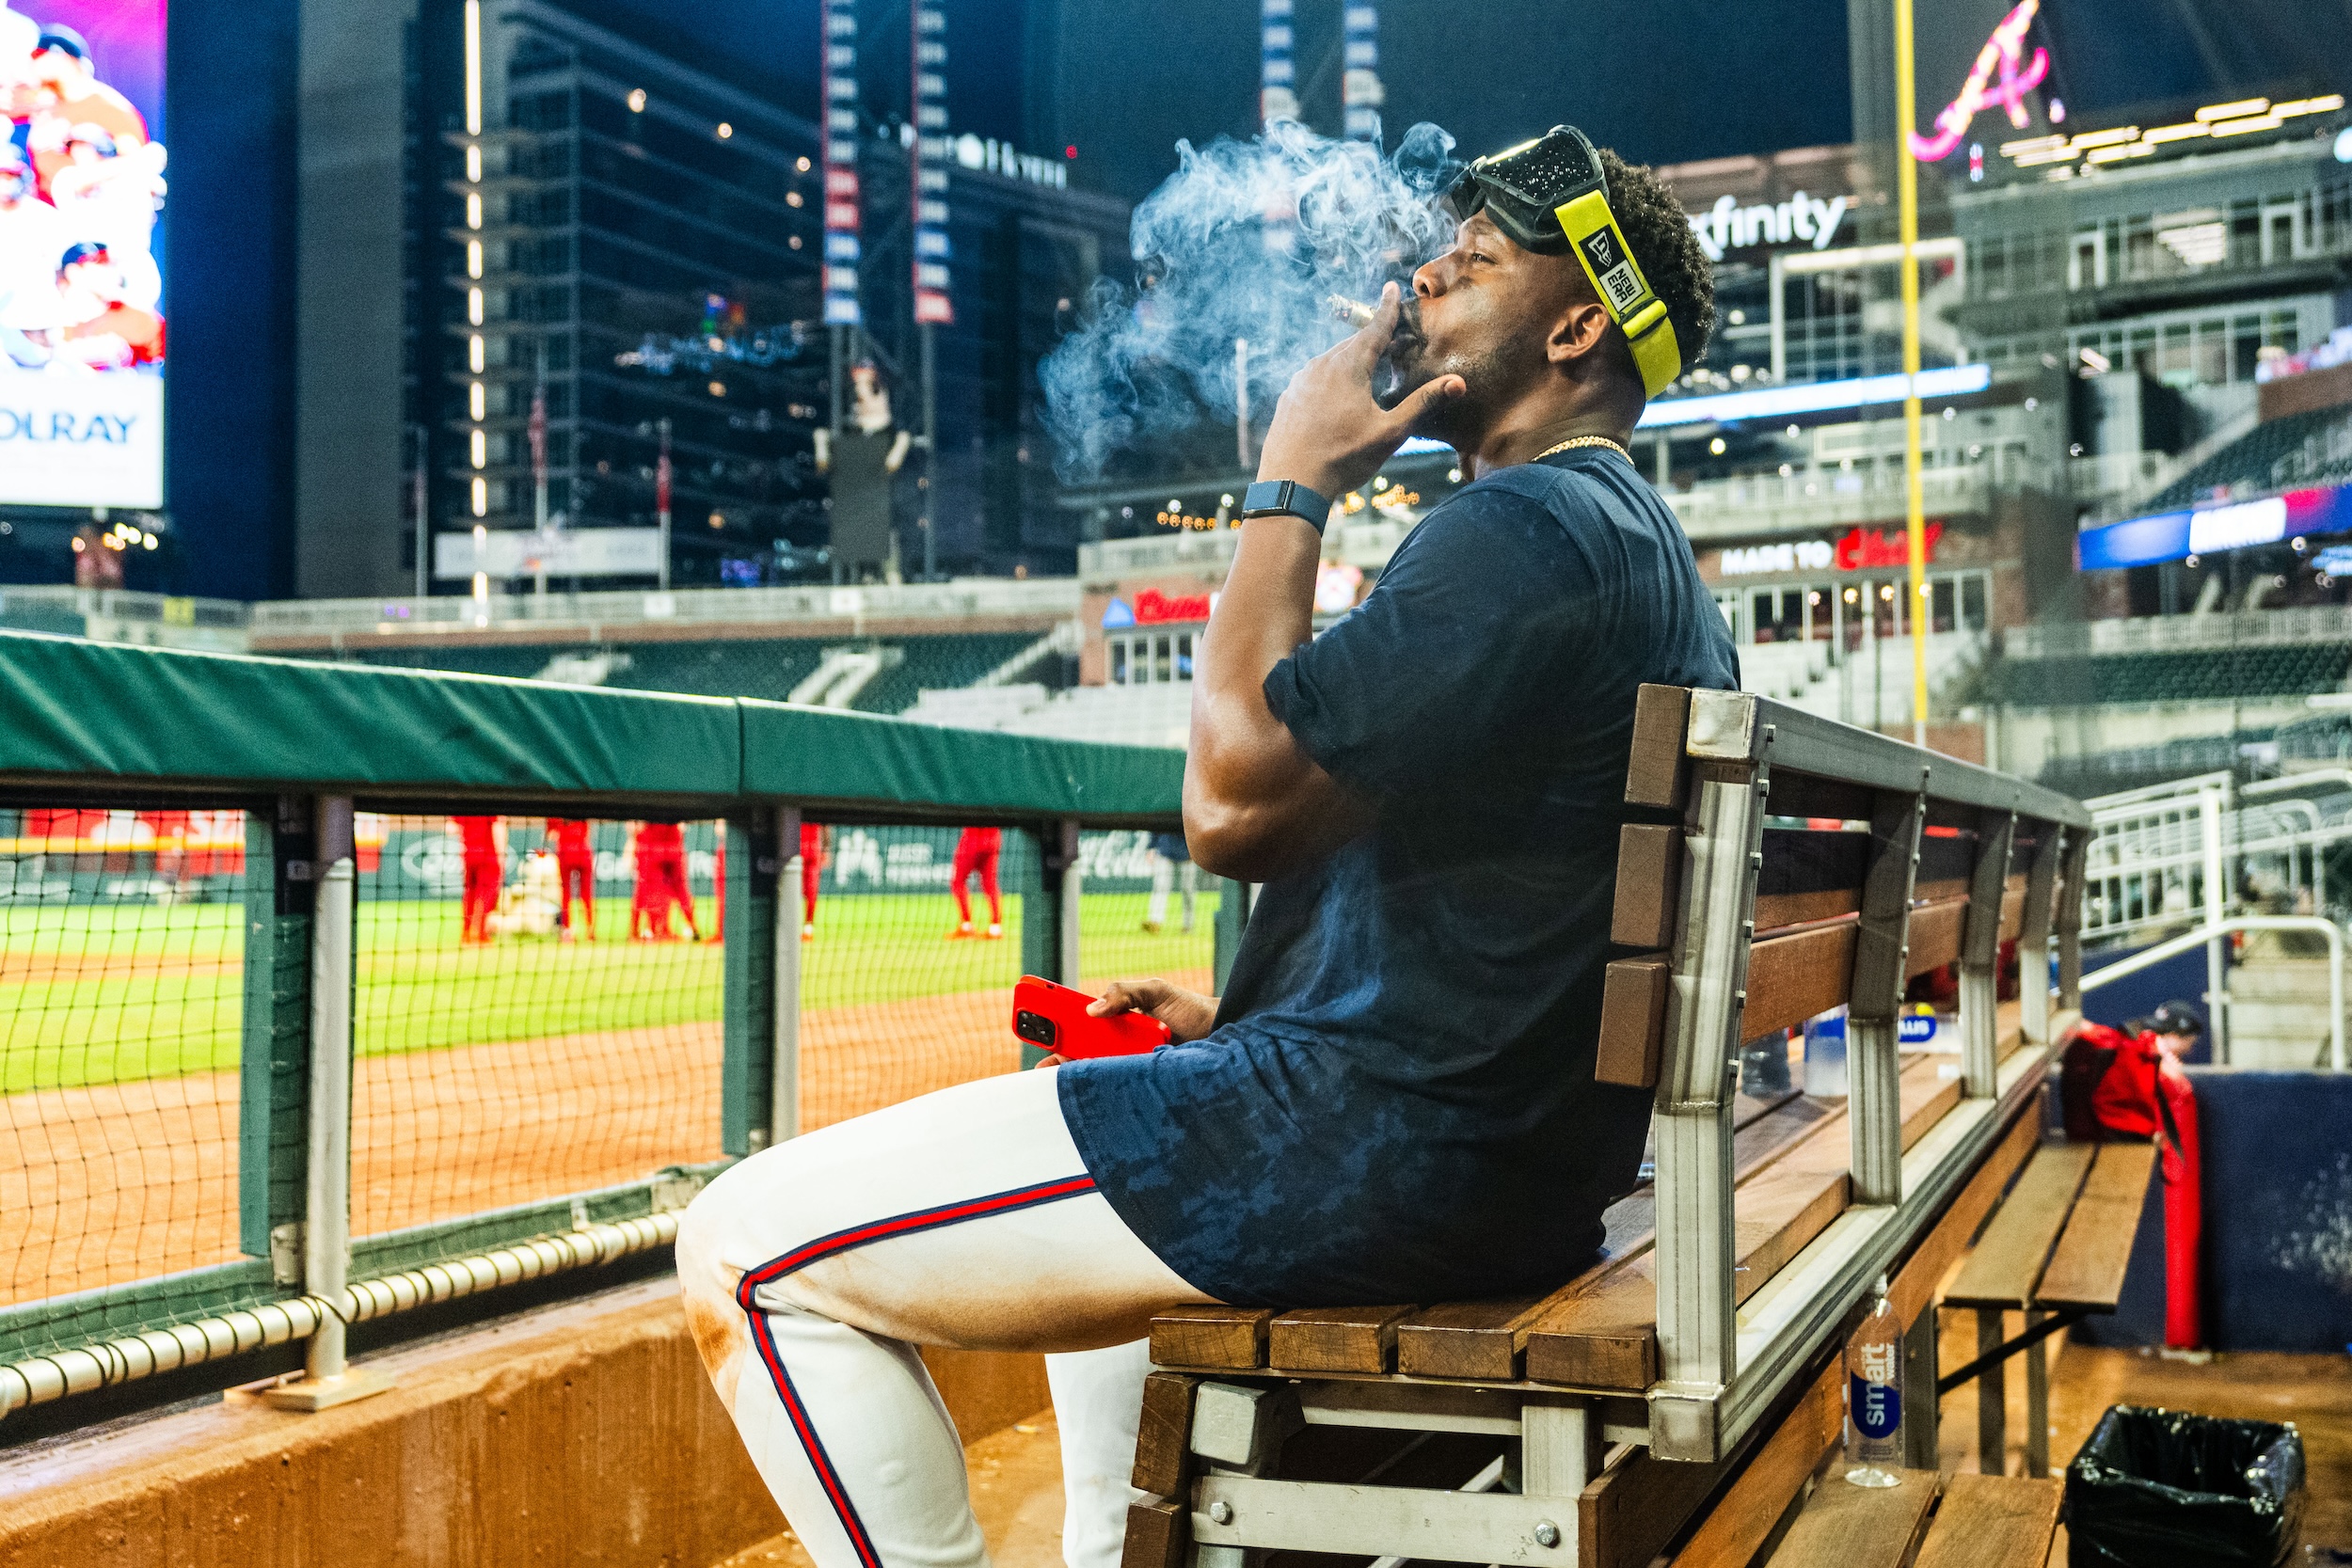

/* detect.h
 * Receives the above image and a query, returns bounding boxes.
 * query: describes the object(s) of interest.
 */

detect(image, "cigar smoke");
[1041,120,1461,483]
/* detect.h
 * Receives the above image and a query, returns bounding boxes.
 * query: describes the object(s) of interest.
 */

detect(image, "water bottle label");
[1850,1374,1901,1441]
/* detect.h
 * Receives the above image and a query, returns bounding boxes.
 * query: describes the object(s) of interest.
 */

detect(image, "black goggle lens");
[1478,129,1602,207]
[1438,126,1603,255]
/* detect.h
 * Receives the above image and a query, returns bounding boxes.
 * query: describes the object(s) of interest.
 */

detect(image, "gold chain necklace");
[1533,434,1631,462]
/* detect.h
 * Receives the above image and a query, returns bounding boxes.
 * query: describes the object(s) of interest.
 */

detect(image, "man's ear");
[1545,299,1613,368]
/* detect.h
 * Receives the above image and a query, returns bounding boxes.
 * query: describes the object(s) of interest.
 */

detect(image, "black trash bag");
[2064,1404,2306,1568]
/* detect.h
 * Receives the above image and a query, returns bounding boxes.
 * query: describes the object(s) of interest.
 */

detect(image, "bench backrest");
[1603,686,2091,1461]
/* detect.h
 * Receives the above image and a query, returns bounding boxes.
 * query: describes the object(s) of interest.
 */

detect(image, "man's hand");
[1089,978,1217,1043]
[1031,979,1218,1068]
[1253,281,1466,501]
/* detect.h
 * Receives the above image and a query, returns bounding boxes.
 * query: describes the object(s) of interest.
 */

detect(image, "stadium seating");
[337,644,555,681]
[320,631,1039,714]
[605,639,829,704]
[2140,403,2352,512]
[850,633,1042,715]
[1990,642,2352,706]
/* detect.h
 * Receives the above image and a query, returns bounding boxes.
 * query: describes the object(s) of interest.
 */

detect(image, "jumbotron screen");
[0,0,166,509]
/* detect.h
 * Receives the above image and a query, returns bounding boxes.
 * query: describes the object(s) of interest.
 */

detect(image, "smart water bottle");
[1845,1276,1902,1487]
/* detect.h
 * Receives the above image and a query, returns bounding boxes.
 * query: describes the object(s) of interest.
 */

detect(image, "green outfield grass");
[0,889,1221,1095]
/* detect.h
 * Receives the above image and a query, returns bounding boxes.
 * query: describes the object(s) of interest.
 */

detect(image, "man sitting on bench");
[675,126,1734,1568]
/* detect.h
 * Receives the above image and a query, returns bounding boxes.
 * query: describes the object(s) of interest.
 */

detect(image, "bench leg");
[2023,1310,2050,1479]
[1975,1309,2007,1476]
[1521,1403,1599,1497]
[1902,1306,1939,1471]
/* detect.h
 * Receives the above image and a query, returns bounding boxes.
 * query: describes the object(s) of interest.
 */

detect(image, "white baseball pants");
[675,1065,1215,1568]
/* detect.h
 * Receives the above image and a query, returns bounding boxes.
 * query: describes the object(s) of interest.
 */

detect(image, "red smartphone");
[1013,975,1169,1059]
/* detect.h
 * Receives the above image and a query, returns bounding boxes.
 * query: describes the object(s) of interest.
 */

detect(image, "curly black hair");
[1597,148,1715,376]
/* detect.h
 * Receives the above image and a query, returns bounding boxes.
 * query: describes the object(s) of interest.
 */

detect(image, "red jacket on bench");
[2060,1022,2201,1350]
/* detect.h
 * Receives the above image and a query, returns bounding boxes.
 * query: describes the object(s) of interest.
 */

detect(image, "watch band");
[1240,479,1333,532]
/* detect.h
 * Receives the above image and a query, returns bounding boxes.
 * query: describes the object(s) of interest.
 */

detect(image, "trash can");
[2064,1404,2306,1567]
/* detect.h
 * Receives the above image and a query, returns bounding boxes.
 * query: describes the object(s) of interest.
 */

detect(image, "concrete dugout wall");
[0,1277,1049,1566]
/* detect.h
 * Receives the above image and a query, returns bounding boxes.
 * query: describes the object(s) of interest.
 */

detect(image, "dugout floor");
[704,1338,2352,1568]
[711,1409,1066,1568]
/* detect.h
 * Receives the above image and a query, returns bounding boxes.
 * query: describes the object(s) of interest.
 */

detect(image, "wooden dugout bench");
[1940,1134,2157,1479]
[1120,687,2096,1568]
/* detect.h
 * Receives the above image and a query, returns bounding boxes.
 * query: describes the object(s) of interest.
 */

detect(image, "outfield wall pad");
[0,1276,1049,1567]
[0,631,1182,820]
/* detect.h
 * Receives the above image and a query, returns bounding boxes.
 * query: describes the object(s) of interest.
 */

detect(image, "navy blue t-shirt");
[1057,448,1740,1307]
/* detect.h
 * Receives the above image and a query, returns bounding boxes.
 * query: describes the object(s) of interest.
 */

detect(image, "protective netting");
[0,808,248,1313]
[795,821,1027,1131]
[350,815,726,1242]
[0,802,1195,1364]
[1077,829,1219,1003]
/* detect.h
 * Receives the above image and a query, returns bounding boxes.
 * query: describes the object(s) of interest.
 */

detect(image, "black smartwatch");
[1240,479,1334,533]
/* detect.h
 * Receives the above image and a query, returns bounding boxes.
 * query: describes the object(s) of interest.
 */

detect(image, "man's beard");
[1386,328,1520,449]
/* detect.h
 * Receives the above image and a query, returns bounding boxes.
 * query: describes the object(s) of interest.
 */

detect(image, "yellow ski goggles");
[1439,125,1684,399]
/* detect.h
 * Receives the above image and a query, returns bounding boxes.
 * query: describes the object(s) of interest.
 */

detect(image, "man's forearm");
[1184,516,1349,879]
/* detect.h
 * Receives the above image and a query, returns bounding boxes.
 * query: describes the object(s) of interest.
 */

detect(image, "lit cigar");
[1328,293,1378,327]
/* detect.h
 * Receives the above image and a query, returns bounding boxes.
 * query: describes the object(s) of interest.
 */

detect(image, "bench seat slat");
[2033,1142,2157,1312]
[1943,1143,2095,1309]
[1389,1092,1855,1383]
[1147,1306,1274,1370]
[1762,1466,1940,1566]
[1266,1305,1420,1374]
[1521,1057,1953,1388]
[1911,1473,2063,1568]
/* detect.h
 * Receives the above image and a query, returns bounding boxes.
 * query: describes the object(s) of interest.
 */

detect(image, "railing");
[1663,464,1989,542]
[1077,514,1415,578]
[2006,603,2352,658]
[0,586,254,652]
[2082,770,2352,955]
[245,578,1083,641]
[2083,916,2347,1070]
[0,632,1190,1424]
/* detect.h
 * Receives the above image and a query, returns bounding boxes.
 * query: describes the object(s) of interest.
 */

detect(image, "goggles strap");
[1554,190,1683,400]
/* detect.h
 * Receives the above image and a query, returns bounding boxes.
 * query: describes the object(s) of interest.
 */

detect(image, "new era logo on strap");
[1581,227,1644,311]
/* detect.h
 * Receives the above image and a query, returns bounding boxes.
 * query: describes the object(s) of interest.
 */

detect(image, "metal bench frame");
[1649,691,2090,1461]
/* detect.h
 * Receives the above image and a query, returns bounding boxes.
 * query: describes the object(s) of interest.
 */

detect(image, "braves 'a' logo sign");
[1910,0,2052,163]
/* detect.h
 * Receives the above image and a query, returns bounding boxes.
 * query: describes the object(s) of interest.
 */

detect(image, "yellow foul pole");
[1895,0,1929,747]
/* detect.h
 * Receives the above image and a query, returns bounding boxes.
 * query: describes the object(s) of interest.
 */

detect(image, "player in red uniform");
[798,820,827,941]
[453,815,502,944]
[946,827,1003,939]
[630,821,701,942]
[546,818,596,941]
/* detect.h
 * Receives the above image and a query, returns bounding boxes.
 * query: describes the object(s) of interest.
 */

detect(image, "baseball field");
[0,886,1216,1311]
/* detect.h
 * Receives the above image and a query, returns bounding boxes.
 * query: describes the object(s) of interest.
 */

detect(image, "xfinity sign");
[1687,192,1849,261]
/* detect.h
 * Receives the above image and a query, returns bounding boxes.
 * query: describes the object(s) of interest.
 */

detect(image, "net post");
[303,799,357,1384]
[1020,820,1082,1068]
[239,795,316,1274]
[722,809,783,1154]
[772,805,803,1145]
